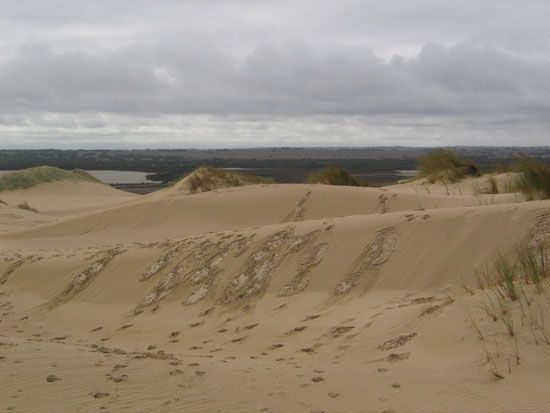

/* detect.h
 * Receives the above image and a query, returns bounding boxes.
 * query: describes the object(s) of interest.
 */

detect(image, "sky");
[1,0,550,148]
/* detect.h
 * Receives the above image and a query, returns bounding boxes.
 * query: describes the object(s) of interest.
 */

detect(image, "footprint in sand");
[46,375,61,382]
[231,336,248,343]
[300,314,321,322]
[284,326,307,336]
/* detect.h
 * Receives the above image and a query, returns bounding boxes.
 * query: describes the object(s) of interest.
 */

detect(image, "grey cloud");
[1,41,550,119]
[1,0,550,147]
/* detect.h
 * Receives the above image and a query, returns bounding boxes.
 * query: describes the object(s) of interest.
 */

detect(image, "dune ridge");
[1,166,549,412]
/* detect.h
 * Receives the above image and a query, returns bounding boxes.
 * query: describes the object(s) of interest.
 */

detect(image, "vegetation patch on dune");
[305,165,365,186]
[513,158,550,200]
[0,166,100,192]
[417,149,480,183]
[16,201,38,213]
[182,166,272,194]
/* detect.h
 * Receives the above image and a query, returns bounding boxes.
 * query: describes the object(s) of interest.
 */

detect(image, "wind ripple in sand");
[278,242,329,297]
[335,226,398,295]
[135,234,257,310]
[282,189,312,223]
[49,249,124,307]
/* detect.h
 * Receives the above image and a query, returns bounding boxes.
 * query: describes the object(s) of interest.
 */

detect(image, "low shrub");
[305,165,365,186]
[417,149,480,183]
[513,158,550,200]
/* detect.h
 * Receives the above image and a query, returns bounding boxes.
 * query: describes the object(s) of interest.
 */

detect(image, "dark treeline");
[1,148,548,185]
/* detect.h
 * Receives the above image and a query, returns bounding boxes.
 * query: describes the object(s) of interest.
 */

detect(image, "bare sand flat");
[1,169,550,412]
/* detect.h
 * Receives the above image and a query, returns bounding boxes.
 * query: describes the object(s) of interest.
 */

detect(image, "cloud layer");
[1,0,549,147]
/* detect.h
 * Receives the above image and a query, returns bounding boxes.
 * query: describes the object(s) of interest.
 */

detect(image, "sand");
[1,171,549,412]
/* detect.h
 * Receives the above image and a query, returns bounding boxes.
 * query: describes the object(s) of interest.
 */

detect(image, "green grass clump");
[417,149,480,183]
[0,166,99,192]
[513,158,550,200]
[493,252,518,301]
[305,165,365,186]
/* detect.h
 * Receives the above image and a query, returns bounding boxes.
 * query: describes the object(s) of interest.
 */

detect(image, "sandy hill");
[1,169,549,412]
[0,167,137,232]
[159,166,272,196]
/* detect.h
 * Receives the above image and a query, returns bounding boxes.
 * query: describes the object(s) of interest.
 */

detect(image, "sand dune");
[1,182,518,247]
[1,168,549,412]
[0,178,137,217]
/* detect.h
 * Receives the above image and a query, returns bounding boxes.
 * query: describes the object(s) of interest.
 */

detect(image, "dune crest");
[1,171,549,412]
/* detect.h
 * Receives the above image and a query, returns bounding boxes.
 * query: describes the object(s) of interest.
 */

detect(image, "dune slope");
[1,173,549,413]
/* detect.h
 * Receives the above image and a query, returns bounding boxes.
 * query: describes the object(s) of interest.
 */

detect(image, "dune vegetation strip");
[305,165,365,187]
[0,166,101,192]
[514,158,550,200]
[461,231,550,379]
[183,166,272,194]
[417,149,480,183]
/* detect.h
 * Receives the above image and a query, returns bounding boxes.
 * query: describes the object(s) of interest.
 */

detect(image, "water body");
[86,170,160,184]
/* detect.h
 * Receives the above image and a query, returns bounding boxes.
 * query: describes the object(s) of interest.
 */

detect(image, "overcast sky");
[1,0,549,148]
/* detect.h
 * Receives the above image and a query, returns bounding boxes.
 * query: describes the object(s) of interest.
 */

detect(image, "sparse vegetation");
[417,149,480,183]
[305,165,365,186]
[185,166,272,194]
[16,201,38,213]
[464,241,550,377]
[487,176,498,194]
[513,158,550,200]
[0,166,100,192]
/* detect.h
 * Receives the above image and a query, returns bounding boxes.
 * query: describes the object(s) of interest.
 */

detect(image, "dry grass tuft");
[513,158,550,200]
[185,166,272,194]
[16,201,38,213]
[466,241,550,377]
[417,149,479,183]
[305,165,365,186]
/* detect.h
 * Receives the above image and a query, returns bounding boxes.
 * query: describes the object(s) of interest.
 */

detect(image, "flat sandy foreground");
[1,171,550,413]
